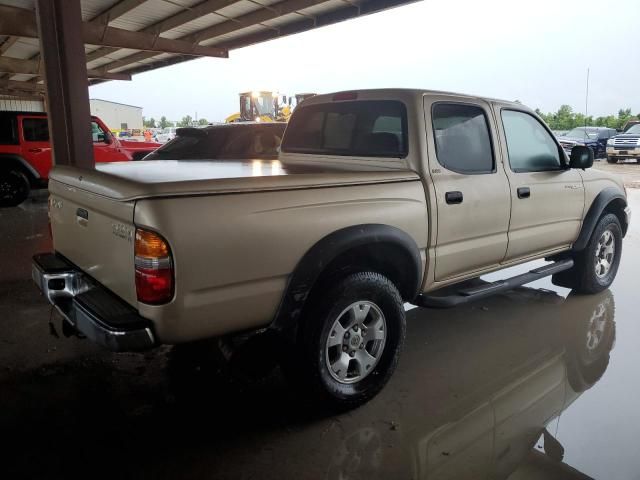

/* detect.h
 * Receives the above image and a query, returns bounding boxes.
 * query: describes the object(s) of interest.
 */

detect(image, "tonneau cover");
[50,159,420,201]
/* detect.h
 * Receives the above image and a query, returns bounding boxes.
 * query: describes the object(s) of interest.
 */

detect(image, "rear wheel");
[0,169,30,207]
[552,214,622,293]
[290,272,406,409]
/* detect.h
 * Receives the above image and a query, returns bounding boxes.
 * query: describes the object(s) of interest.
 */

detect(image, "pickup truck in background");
[606,124,640,163]
[32,89,630,408]
[0,111,162,206]
[557,126,617,159]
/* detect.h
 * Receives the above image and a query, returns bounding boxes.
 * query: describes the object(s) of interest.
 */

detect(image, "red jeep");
[0,111,161,206]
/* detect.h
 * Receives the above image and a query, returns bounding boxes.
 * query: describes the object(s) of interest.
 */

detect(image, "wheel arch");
[271,224,423,337]
[573,187,628,252]
[0,154,40,185]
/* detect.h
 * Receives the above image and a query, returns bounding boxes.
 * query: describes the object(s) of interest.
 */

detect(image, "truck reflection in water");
[324,289,615,480]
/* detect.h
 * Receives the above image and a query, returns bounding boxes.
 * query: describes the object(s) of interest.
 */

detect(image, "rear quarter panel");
[135,180,429,343]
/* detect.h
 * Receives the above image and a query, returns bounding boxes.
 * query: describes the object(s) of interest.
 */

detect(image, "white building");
[89,98,143,132]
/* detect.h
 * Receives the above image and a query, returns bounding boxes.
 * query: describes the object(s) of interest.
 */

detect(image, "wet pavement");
[1,189,639,480]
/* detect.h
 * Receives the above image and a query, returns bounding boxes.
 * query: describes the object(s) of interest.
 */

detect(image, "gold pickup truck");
[32,89,631,408]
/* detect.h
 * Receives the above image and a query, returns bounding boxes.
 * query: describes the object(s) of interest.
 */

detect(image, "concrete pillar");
[35,0,94,168]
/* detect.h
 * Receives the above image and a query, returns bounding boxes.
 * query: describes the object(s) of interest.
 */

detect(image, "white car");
[155,127,177,143]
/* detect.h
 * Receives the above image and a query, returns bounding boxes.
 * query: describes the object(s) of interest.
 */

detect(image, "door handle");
[445,191,463,204]
[517,187,530,199]
[28,148,42,153]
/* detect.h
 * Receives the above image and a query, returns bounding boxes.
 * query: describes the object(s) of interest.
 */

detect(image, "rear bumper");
[32,253,155,352]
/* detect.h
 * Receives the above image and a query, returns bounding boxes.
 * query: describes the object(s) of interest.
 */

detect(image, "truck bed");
[50,159,420,201]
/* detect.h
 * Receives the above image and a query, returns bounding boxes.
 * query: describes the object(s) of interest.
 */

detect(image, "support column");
[35,0,94,168]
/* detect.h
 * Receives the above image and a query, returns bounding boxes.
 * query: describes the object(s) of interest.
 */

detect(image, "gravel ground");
[592,159,640,188]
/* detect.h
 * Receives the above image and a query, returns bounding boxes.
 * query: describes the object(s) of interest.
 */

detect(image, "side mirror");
[569,145,593,169]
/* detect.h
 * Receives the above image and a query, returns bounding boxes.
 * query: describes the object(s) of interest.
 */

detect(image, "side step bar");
[415,259,574,309]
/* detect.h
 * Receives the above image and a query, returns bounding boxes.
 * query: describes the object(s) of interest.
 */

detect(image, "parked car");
[556,127,617,159]
[0,111,162,206]
[33,89,630,408]
[155,127,178,143]
[143,122,286,161]
[606,124,640,163]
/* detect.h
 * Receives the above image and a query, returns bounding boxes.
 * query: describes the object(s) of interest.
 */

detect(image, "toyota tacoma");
[32,89,630,408]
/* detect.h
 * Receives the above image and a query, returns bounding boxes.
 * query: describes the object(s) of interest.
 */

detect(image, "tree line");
[534,105,639,131]
[143,115,210,129]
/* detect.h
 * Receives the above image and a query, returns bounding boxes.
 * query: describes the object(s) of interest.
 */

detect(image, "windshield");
[145,125,285,160]
[254,95,275,116]
[626,125,640,134]
[564,128,598,140]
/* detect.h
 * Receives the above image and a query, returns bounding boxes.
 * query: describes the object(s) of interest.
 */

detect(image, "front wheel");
[553,214,622,293]
[606,156,618,164]
[292,272,406,409]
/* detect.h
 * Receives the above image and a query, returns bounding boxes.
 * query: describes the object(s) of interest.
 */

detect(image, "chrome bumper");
[32,253,155,352]
[607,147,640,158]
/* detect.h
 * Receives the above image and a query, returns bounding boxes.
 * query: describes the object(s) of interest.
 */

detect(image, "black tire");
[553,214,622,293]
[0,169,30,207]
[291,272,406,409]
[606,156,618,164]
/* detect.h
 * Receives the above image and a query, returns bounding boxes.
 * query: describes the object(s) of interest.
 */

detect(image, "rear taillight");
[135,228,173,304]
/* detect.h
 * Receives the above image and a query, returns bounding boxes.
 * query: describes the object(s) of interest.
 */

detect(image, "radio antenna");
[584,68,590,130]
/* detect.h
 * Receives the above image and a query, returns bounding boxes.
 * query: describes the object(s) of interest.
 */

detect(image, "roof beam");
[0,79,45,93]
[0,36,19,54]
[0,56,131,80]
[0,5,228,57]
[0,90,42,99]
[184,0,327,44]
[95,0,329,72]
[85,0,238,64]
[90,0,149,26]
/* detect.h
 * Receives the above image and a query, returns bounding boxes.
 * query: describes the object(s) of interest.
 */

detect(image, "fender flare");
[573,187,627,252]
[271,224,422,336]
[0,153,41,180]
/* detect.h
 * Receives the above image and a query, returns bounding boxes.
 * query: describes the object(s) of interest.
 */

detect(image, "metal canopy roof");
[0,0,417,96]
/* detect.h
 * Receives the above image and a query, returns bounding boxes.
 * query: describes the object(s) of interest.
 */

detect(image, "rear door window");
[0,115,18,144]
[431,103,494,174]
[282,100,408,158]
[22,117,49,142]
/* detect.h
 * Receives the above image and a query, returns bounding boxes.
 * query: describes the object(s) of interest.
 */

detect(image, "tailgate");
[48,179,137,307]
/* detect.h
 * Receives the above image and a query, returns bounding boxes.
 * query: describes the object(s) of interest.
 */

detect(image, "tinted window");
[22,117,49,142]
[282,100,408,158]
[431,103,494,174]
[0,115,18,144]
[145,125,285,160]
[501,110,561,172]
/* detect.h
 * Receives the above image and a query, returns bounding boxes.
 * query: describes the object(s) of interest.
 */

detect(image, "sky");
[89,0,640,124]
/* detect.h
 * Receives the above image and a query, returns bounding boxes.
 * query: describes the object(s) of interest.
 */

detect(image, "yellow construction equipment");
[225,91,315,123]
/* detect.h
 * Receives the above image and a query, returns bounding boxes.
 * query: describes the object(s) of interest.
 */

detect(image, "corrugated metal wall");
[0,96,45,112]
